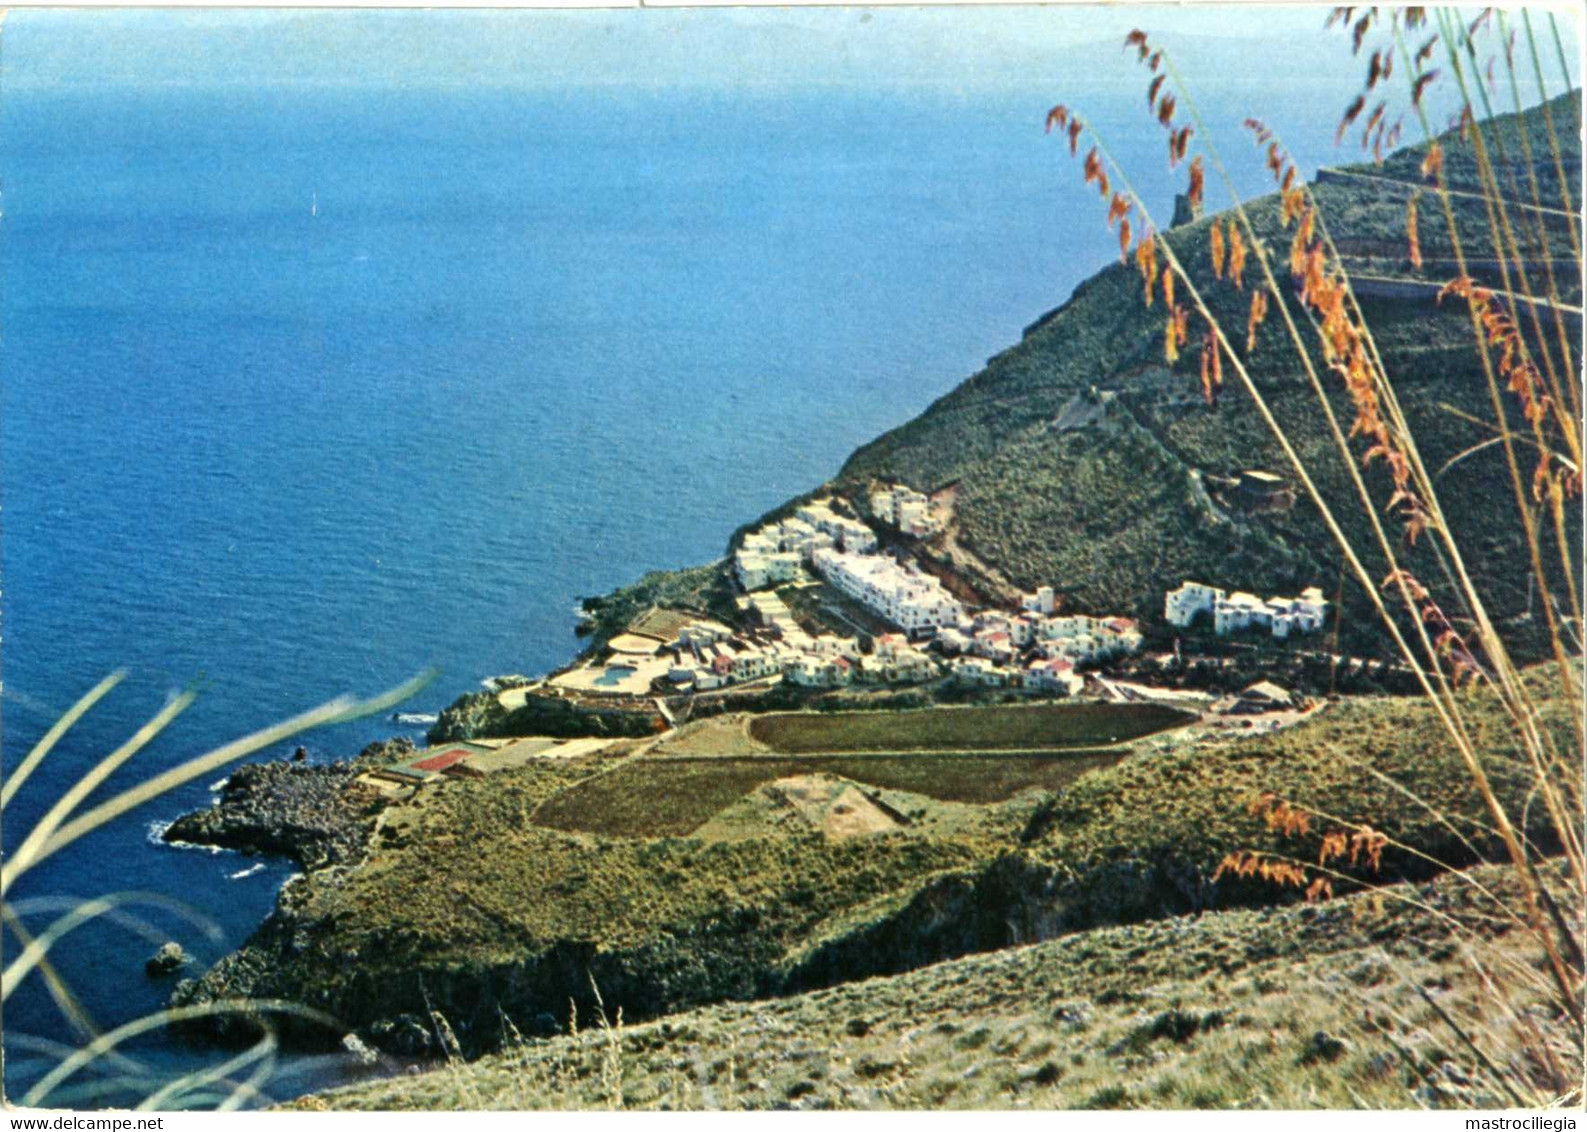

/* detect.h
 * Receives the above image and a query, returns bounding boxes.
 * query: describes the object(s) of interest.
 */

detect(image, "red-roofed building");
[972,629,1015,664]
[1027,657,1084,695]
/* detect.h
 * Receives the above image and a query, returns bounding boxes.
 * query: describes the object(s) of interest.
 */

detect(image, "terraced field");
[748,701,1191,754]
[531,751,1119,838]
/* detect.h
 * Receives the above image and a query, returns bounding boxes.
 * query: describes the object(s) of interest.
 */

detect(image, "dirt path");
[922,483,1022,606]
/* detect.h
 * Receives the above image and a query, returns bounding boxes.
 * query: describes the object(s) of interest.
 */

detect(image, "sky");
[3,5,1576,95]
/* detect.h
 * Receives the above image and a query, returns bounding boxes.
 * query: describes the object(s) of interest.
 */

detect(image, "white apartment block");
[678,621,729,647]
[797,499,880,553]
[806,633,862,659]
[1165,579,1329,639]
[1164,581,1224,628]
[1214,592,1269,635]
[855,645,939,685]
[730,646,780,682]
[1103,617,1145,654]
[936,627,973,655]
[811,547,964,634]
[869,483,942,539]
[1020,585,1057,615]
[972,628,1016,664]
[785,654,855,687]
[953,656,1011,687]
[734,549,802,591]
[1040,614,1096,641]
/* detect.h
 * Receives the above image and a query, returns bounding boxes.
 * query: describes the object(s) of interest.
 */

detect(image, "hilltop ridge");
[833,91,1580,639]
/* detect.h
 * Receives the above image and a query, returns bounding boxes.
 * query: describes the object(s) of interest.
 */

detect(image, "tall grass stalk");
[1050,6,1583,1102]
[3,670,431,1109]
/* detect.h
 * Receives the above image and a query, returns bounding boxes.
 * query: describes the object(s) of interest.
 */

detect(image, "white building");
[869,484,942,538]
[796,499,879,554]
[936,627,973,655]
[807,633,862,659]
[734,549,802,591]
[735,509,854,590]
[1026,657,1084,695]
[1264,587,1330,638]
[1166,579,1329,639]
[1041,614,1096,641]
[856,644,939,685]
[953,656,1011,687]
[1032,620,1141,666]
[974,631,1016,664]
[729,646,780,682]
[811,547,964,635]
[784,654,855,687]
[1214,591,1269,635]
[678,621,729,647]
[1165,581,1224,628]
[1101,617,1144,654]
[1021,585,1058,616]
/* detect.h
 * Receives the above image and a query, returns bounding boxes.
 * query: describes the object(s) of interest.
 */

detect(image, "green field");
[747,701,1190,754]
[531,751,1120,838]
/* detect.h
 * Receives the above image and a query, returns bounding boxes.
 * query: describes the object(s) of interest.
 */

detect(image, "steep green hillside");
[298,860,1575,1110]
[177,664,1571,1060]
[838,93,1580,651]
[171,760,1024,1055]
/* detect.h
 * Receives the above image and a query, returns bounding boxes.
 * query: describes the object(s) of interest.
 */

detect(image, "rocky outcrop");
[428,688,661,745]
[163,745,398,871]
[145,941,189,977]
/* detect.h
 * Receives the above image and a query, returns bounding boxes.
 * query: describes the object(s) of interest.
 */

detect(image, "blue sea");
[1,66,1357,1104]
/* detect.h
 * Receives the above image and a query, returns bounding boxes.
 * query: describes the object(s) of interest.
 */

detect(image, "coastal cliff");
[165,93,1579,1068]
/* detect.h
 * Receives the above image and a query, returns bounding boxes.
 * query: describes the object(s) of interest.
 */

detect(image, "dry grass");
[296,861,1575,1110]
[1046,11,1582,1106]
[2,672,430,1110]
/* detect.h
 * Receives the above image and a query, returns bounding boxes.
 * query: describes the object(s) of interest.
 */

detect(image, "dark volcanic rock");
[354,737,417,767]
[163,759,386,871]
[145,941,189,977]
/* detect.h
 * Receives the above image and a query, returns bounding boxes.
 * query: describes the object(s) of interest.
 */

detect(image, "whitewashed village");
[549,482,1332,705]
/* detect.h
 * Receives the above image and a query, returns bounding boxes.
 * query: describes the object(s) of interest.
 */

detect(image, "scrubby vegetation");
[837,94,1580,659]
[173,758,1002,1055]
[429,688,663,744]
[297,860,1576,1110]
[179,665,1573,1068]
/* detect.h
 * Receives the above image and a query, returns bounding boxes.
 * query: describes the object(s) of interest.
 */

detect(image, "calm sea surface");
[0,83,1341,1103]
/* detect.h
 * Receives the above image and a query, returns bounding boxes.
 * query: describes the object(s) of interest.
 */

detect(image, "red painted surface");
[413,748,473,773]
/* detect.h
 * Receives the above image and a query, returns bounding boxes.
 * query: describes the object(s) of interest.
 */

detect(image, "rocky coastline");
[163,738,412,872]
